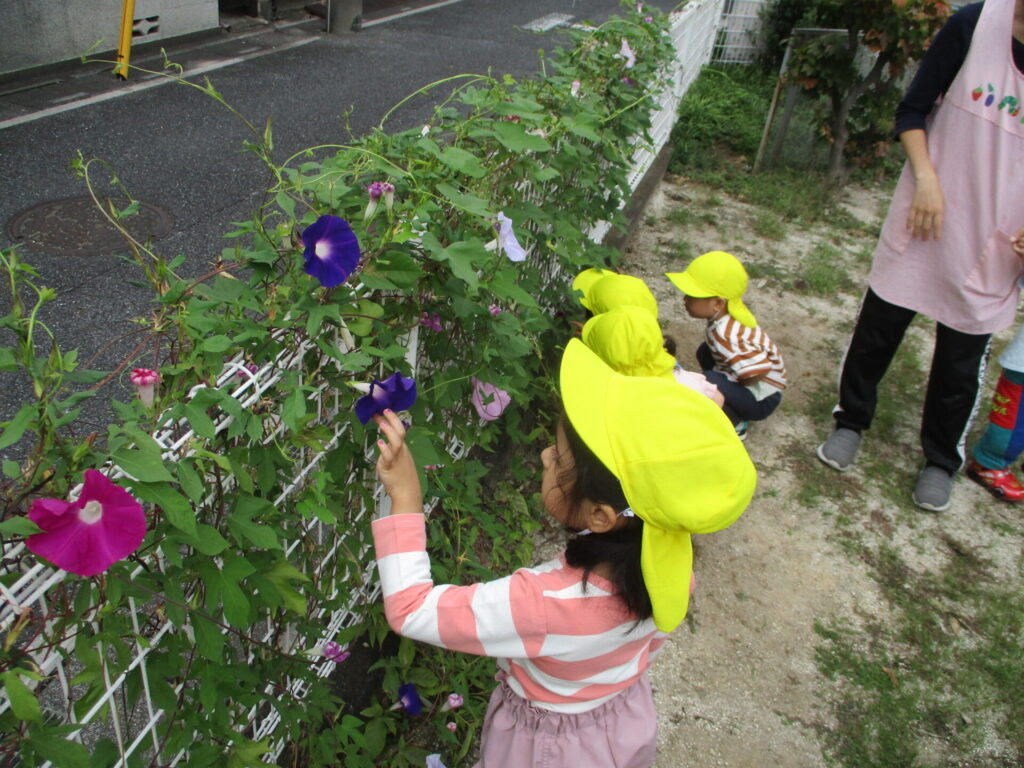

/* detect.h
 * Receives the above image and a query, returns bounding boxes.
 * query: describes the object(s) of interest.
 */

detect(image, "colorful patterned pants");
[973,368,1024,470]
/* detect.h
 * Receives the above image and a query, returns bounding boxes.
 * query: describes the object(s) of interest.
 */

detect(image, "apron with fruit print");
[869,0,1024,335]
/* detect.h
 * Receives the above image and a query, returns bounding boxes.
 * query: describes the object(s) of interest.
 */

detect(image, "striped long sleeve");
[707,314,787,390]
[372,513,666,713]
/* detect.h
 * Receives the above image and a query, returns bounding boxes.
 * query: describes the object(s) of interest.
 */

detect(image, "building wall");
[1,0,219,77]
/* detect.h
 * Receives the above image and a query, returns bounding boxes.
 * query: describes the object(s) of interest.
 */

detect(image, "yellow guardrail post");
[114,0,137,80]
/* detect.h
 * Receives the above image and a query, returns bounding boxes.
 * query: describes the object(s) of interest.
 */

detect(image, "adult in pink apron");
[817,0,1024,512]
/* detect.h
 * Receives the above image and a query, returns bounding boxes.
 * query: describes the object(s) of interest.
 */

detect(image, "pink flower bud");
[446,722,457,733]
[441,692,464,711]
[129,368,159,407]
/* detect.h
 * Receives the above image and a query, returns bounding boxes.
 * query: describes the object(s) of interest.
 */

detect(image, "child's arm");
[372,410,546,656]
[373,409,422,516]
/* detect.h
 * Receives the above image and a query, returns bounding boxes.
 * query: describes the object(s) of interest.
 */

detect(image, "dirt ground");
[531,173,1022,767]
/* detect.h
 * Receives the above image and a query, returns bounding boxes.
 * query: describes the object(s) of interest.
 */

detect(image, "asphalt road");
[0,0,679,456]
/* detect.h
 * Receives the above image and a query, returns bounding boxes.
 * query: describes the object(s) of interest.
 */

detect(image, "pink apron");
[869,0,1024,335]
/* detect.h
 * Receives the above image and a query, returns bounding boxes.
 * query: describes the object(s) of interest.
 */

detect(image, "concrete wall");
[1,0,219,77]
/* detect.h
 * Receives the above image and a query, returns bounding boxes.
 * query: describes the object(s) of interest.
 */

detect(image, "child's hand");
[1012,227,1024,258]
[373,409,423,515]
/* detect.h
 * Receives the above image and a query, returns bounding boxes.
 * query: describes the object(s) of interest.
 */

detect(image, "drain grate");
[6,196,174,257]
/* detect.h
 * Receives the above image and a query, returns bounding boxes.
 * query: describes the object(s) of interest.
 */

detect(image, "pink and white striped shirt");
[373,514,667,713]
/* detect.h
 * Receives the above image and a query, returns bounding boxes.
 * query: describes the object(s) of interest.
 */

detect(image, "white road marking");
[362,0,470,28]
[521,13,574,32]
[0,35,317,131]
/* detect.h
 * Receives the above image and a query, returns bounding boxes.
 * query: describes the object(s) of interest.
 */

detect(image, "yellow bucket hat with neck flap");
[582,305,676,379]
[666,250,757,328]
[572,268,659,318]
[560,338,756,633]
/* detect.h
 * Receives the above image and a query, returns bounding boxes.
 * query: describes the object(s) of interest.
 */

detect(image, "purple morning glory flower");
[471,377,511,421]
[323,641,351,663]
[398,683,423,715]
[301,215,361,288]
[495,212,527,262]
[488,304,502,317]
[354,372,417,424]
[420,312,443,332]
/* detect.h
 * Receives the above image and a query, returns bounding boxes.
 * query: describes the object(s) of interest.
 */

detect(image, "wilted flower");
[129,368,158,407]
[527,128,548,140]
[353,372,417,424]
[619,39,636,69]
[644,15,653,22]
[301,215,361,288]
[426,755,448,768]
[446,722,457,733]
[470,377,511,421]
[622,76,636,87]
[366,181,396,218]
[571,80,581,98]
[495,212,527,262]
[26,470,147,577]
[488,304,502,317]
[501,115,522,123]
[421,124,430,137]
[392,683,423,715]
[323,641,351,663]
[420,312,443,332]
[235,362,259,380]
[441,693,464,712]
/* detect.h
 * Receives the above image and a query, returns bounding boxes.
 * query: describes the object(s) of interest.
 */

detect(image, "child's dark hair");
[560,416,653,622]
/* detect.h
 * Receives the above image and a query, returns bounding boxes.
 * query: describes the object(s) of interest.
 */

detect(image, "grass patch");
[751,210,786,240]
[794,243,853,296]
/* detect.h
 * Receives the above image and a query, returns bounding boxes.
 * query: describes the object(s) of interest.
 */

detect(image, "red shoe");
[966,460,1024,502]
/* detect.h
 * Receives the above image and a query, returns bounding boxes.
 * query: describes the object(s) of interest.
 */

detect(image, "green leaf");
[192,614,225,661]
[281,389,307,432]
[345,299,385,337]
[227,737,273,768]
[437,146,487,178]
[228,516,281,550]
[26,735,91,768]
[133,481,197,538]
[3,670,42,723]
[491,121,552,152]
[564,113,601,141]
[111,447,174,483]
[0,347,19,371]
[193,524,229,556]
[0,404,35,451]
[201,335,233,353]
[263,560,309,615]
[177,460,206,504]
[0,517,42,536]
[435,182,492,218]
[184,401,217,440]
[359,250,424,291]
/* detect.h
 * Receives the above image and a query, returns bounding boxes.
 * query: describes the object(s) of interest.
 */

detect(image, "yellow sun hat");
[560,338,756,632]
[572,269,659,318]
[582,306,676,379]
[666,250,757,328]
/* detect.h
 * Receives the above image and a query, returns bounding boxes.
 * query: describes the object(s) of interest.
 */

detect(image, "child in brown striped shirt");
[666,250,787,439]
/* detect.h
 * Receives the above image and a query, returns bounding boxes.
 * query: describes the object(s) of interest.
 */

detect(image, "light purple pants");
[473,673,657,768]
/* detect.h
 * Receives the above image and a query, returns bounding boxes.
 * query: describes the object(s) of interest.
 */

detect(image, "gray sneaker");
[913,466,953,512]
[816,428,861,471]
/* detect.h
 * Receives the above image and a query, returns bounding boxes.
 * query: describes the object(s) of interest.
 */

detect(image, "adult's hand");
[906,173,945,241]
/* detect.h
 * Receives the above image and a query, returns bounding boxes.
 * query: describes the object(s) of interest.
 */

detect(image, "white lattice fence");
[0,2,725,764]
[713,0,769,64]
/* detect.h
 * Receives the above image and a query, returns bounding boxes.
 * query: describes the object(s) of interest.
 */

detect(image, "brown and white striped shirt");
[706,313,787,393]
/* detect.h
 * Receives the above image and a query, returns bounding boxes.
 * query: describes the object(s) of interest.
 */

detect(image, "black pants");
[697,343,783,425]
[834,288,990,474]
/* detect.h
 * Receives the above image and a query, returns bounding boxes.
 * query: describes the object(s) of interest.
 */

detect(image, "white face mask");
[575,507,636,536]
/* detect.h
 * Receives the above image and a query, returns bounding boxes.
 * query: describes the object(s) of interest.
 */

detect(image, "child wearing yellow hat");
[582,305,724,406]
[371,339,755,768]
[667,250,787,438]
[572,268,660,318]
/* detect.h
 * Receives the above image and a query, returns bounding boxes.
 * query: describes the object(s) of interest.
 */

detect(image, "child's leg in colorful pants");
[973,368,1024,470]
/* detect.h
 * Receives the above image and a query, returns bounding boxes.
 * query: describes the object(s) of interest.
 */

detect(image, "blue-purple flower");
[397,683,423,715]
[495,212,527,262]
[353,372,417,424]
[618,39,636,69]
[420,312,443,332]
[301,215,361,288]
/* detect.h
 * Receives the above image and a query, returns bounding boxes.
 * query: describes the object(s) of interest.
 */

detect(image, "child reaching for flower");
[372,339,755,768]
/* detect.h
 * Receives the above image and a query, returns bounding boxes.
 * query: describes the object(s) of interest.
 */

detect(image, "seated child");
[582,305,724,407]
[666,250,787,437]
[572,268,659,318]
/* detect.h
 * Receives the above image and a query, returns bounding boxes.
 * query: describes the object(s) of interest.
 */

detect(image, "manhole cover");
[6,196,174,257]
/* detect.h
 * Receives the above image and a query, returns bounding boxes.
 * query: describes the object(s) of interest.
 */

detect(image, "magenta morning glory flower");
[353,372,417,424]
[495,212,527,262]
[129,368,158,407]
[26,470,147,577]
[323,641,351,663]
[619,39,636,69]
[301,215,361,288]
[420,312,443,332]
[488,304,502,317]
[470,377,511,421]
